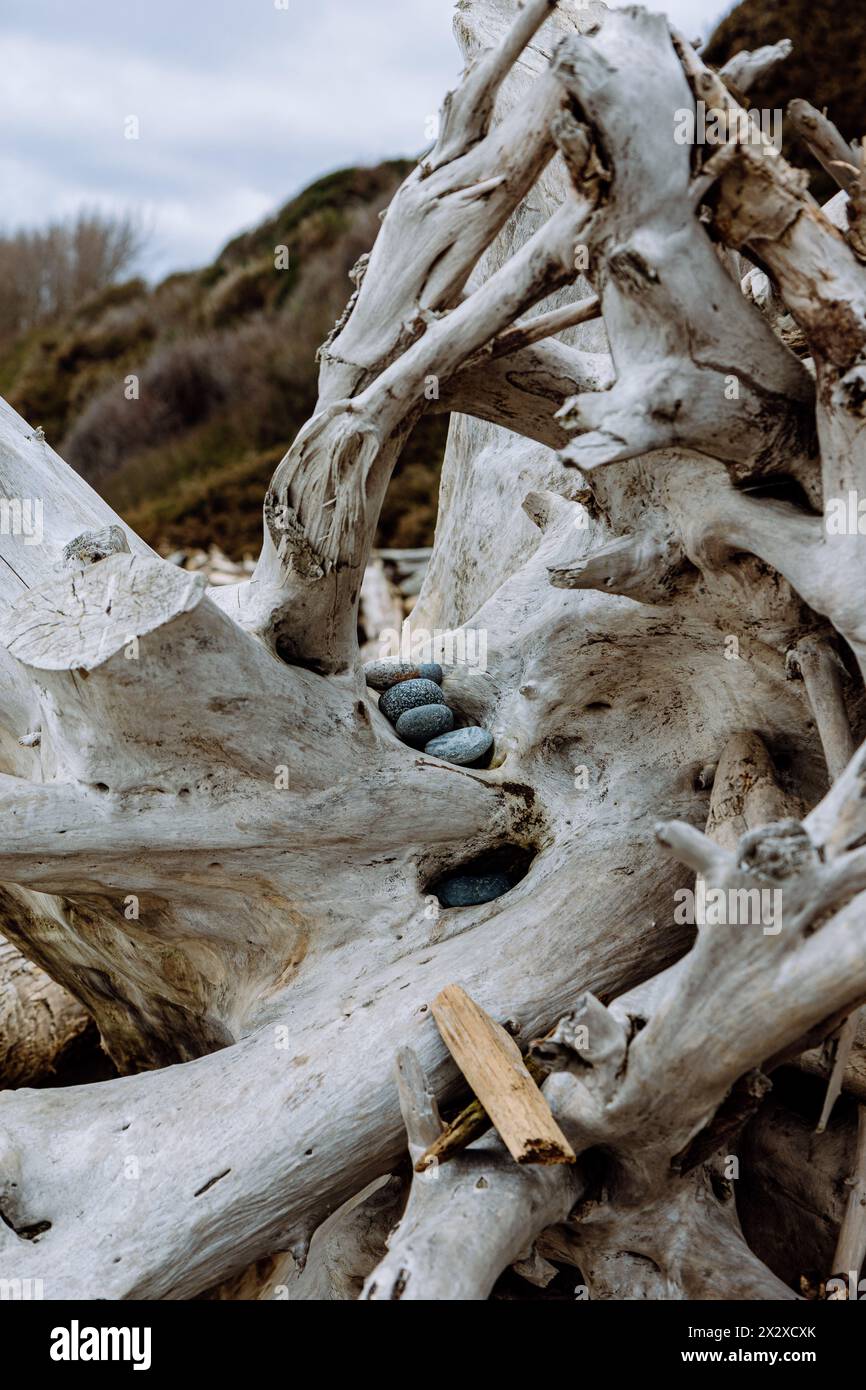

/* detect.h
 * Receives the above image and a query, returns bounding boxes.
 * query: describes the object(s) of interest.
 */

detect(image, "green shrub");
[72,278,149,327]
[4,158,448,558]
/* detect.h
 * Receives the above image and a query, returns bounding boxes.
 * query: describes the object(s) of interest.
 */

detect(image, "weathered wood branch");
[787,99,860,195]
[549,10,816,491]
[3,0,866,1304]
[719,39,792,94]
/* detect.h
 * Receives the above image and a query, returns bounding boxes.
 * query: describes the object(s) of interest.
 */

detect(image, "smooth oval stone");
[424,726,493,766]
[437,872,511,908]
[364,659,443,691]
[396,703,454,748]
[379,678,447,724]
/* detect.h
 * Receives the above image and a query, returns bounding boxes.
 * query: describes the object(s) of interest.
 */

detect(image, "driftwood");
[2,0,866,1302]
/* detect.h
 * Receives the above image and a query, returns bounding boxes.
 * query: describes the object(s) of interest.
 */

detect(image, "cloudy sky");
[2,0,732,280]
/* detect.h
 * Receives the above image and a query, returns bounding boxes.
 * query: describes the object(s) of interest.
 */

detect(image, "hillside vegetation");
[0,162,447,556]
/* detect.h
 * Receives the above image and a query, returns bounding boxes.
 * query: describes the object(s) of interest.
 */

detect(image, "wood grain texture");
[4,0,866,1305]
[431,984,575,1165]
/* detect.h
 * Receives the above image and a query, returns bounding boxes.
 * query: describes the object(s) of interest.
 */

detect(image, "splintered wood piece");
[430,985,575,1165]
[416,1094,489,1173]
[414,1051,549,1172]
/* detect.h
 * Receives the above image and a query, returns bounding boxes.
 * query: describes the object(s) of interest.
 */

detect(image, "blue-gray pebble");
[364,659,443,691]
[379,678,447,724]
[424,726,493,765]
[437,872,511,907]
[396,703,454,748]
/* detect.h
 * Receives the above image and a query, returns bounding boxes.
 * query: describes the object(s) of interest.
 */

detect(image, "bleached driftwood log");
[1,0,866,1301]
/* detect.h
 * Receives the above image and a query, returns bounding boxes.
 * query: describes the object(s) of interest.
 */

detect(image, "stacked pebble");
[364,659,493,766]
[364,659,507,908]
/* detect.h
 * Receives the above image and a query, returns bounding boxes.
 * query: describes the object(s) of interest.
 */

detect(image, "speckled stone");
[436,872,511,908]
[423,726,493,766]
[364,659,443,691]
[378,677,447,724]
[396,703,454,748]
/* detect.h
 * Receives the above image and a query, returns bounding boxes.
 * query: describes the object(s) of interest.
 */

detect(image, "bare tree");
[0,209,142,338]
[2,0,866,1301]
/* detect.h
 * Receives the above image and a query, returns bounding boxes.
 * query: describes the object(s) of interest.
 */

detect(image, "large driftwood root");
[2,0,866,1301]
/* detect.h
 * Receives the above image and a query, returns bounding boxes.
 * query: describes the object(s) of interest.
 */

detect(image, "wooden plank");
[430,984,576,1165]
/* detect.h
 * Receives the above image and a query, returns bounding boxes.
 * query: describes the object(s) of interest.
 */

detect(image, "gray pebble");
[423,726,493,766]
[396,703,454,748]
[364,659,443,691]
[379,678,447,724]
[437,872,511,907]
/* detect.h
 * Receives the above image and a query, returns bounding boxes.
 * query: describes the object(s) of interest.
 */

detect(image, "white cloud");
[1,0,729,278]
